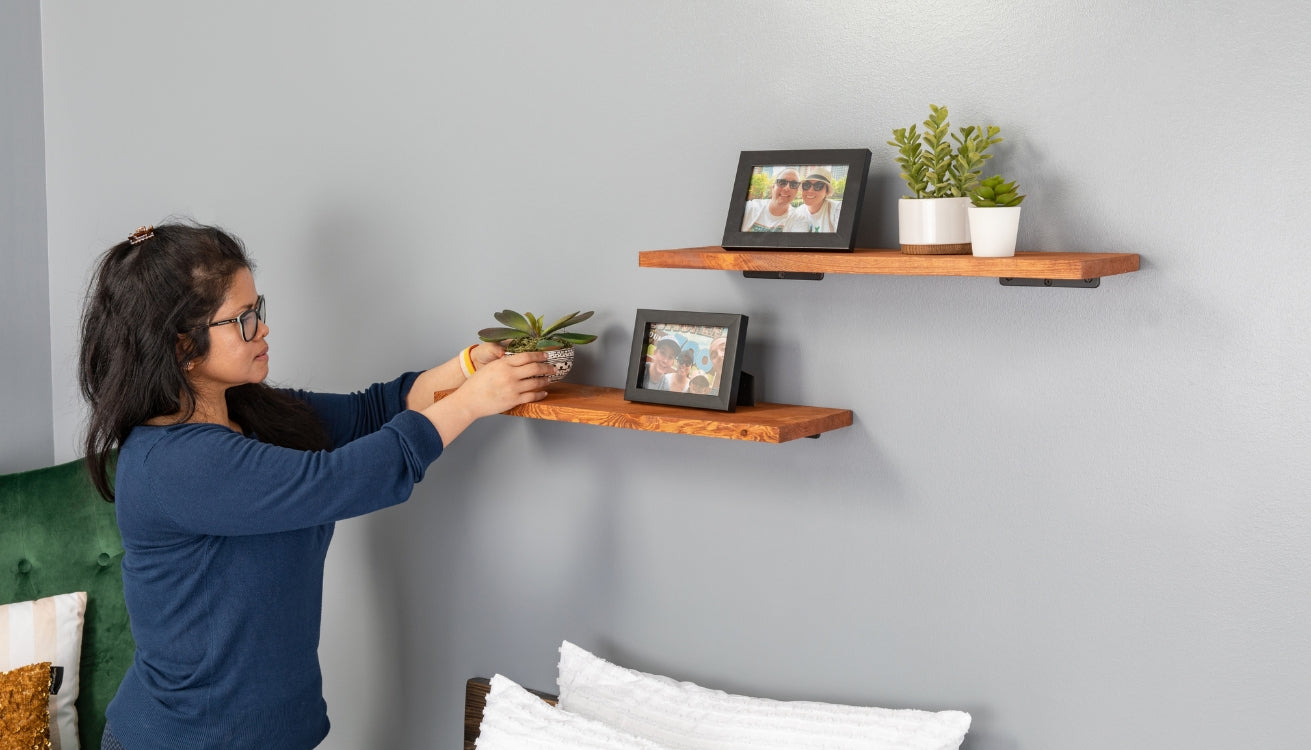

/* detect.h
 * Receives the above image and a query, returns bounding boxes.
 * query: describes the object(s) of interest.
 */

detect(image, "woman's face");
[801,178,830,211]
[186,267,269,396]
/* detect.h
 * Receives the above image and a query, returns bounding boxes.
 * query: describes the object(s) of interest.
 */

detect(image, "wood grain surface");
[435,382,852,443]
[639,246,1140,280]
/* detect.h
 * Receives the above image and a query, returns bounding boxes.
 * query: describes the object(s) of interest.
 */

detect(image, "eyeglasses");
[801,180,829,191]
[196,295,266,342]
[774,178,800,189]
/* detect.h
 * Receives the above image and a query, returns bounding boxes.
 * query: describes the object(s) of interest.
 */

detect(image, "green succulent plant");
[969,175,1025,207]
[478,310,598,353]
[888,104,1002,199]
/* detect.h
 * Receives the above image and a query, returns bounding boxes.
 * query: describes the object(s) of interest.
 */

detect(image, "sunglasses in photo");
[802,180,829,191]
[194,295,266,342]
[774,178,801,189]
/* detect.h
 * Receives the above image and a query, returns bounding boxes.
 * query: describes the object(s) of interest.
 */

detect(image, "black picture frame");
[721,148,872,252]
[624,309,748,412]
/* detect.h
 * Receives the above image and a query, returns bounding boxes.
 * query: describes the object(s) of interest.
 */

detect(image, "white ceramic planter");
[897,197,972,254]
[966,206,1022,257]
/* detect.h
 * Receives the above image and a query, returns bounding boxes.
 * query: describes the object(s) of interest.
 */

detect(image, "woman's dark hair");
[78,221,330,501]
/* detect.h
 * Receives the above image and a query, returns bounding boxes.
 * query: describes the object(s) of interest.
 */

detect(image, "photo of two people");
[739,164,849,234]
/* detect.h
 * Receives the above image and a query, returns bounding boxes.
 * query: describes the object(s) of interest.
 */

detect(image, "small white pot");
[966,205,1022,257]
[897,197,972,254]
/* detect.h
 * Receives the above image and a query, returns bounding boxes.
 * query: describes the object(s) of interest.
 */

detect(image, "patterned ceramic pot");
[543,347,575,382]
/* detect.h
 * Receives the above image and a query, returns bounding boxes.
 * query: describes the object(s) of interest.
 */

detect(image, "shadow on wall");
[854,170,902,250]
[357,419,627,746]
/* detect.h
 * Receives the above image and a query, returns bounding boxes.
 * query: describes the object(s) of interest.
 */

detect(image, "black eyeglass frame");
[194,295,265,342]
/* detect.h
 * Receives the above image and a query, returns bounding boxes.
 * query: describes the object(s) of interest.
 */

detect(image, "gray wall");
[1,0,53,473]
[27,1,1311,748]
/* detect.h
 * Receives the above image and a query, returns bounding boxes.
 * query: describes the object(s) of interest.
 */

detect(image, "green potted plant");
[888,104,1002,255]
[966,175,1025,257]
[478,309,597,382]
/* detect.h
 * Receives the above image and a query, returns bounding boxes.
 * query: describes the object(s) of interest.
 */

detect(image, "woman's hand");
[471,342,505,368]
[419,351,555,445]
[455,352,554,416]
[406,342,508,411]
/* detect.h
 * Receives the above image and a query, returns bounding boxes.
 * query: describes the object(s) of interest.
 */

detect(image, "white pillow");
[476,674,672,750]
[557,641,970,750]
[0,591,87,750]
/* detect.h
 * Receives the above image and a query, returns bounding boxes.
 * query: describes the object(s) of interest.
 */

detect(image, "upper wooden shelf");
[436,382,852,443]
[639,246,1140,280]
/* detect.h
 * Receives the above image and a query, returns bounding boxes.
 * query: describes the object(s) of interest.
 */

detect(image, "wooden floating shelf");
[639,246,1140,280]
[436,382,852,443]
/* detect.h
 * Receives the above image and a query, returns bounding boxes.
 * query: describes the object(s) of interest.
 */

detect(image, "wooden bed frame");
[463,677,557,749]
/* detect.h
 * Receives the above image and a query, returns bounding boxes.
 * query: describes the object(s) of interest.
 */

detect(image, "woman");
[79,222,554,749]
[785,167,842,233]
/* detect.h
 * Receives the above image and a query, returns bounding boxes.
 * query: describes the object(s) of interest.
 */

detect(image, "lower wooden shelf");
[435,382,852,443]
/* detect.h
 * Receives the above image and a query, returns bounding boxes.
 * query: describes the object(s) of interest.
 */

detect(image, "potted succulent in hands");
[888,104,1002,254]
[966,175,1026,257]
[478,309,597,382]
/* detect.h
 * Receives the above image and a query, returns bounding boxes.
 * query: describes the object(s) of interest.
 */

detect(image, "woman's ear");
[176,333,199,371]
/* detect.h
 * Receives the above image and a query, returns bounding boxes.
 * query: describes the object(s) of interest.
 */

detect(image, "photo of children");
[739,164,848,233]
[638,323,730,394]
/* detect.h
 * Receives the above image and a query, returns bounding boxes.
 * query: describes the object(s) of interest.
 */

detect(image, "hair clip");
[128,225,155,245]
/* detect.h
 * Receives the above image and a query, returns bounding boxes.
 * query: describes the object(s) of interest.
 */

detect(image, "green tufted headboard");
[1,457,134,750]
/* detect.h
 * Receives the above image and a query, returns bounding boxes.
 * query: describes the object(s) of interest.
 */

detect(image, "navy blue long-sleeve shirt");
[106,373,441,749]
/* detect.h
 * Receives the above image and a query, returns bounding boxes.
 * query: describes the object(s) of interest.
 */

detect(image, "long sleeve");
[106,374,445,750]
[127,408,441,537]
[288,371,422,448]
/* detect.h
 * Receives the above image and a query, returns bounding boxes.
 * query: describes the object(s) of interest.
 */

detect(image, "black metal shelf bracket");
[999,277,1100,289]
[743,271,825,281]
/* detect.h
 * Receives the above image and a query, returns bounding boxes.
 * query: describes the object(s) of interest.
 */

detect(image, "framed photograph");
[624,309,748,412]
[721,148,872,252]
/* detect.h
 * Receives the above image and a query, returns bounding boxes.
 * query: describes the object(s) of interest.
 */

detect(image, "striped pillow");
[557,641,971,750]
[477,674,672,750]
[0,592,87,750]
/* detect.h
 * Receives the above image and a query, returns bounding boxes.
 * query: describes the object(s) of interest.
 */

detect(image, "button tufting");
[97,552,112,567]
[17,559,33,574]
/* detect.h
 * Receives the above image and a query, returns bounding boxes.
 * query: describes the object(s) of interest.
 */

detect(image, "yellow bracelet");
[459,344,478,378]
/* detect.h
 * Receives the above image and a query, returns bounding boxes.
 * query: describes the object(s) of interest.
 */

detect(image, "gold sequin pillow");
[0,592,85,750]
[0,661,52,750]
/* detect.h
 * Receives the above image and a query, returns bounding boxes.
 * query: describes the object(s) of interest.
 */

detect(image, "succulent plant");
[888,104,1003,199]
[478,310,598,353]
[969,175,1026,207]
